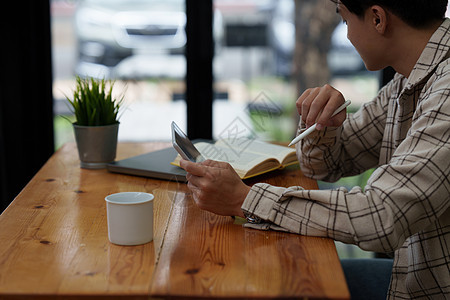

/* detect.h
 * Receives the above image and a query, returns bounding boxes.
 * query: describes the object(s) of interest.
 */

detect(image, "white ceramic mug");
[105,192,154,246]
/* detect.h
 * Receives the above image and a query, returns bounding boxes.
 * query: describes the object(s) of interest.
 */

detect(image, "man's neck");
[389,20,443,78]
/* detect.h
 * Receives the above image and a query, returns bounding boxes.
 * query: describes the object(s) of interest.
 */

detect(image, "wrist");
[235,185,251,218]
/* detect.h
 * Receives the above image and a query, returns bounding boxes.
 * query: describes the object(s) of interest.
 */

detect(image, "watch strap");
[242,210,263,224]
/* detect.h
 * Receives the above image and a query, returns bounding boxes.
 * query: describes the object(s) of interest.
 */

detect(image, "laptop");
[107,147,187,182]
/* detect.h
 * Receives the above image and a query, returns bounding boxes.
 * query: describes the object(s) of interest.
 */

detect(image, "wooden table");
[0,143,349,299]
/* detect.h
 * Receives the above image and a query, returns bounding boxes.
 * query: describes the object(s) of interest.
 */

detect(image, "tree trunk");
[290,0,340,136]
[293,0,340,94]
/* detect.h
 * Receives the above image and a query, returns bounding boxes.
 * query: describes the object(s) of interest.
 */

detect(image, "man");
[180,0,450,298]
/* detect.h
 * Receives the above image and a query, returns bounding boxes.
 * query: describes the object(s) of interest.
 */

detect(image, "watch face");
[243,211,263,224]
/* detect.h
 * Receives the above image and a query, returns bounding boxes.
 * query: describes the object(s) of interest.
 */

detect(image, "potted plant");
[66,76,124,169]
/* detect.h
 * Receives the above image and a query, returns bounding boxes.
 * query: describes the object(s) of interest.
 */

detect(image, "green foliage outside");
[247,77,297,143]
[54,115,75,150]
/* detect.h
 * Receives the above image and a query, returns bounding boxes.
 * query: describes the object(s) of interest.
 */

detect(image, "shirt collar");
[404,18,450,90]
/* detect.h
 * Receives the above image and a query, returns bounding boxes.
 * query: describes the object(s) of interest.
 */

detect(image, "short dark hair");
[333,0,448,28]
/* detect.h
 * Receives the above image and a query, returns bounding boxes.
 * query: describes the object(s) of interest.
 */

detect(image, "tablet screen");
[171,122,205,163]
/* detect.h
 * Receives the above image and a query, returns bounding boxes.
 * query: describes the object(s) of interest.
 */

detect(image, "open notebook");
[171,138,298,179]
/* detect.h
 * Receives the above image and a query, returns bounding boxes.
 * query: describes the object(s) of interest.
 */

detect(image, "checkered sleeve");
[241,65,450,254]
[297,79,398,182]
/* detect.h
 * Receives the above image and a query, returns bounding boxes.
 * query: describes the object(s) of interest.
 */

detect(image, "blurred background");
[1,0,447,256]
[52,0,448,258]
[51,0,380,258]
[52,0,379,147]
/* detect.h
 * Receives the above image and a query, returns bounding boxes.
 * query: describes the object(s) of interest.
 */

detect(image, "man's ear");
[369,5,387,34]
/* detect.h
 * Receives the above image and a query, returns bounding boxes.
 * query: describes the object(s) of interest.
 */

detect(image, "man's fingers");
[301,88,321,124]
[180,159,206,176]
[316,93,346,126]
[296,88,312,115]
[305,86,333,126]
[187,180,203,203]
[297,84,346,129]
[187,180,200,192]
[200,159,230,169]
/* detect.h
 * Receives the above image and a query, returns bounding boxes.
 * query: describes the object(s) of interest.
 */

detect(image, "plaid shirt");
[242,19,450,299]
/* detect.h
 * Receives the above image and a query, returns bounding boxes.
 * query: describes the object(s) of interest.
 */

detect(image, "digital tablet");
[171,121,205,163]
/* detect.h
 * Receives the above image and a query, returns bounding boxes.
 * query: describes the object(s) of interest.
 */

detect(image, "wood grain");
[150,164,348,299]
[0,143,170,298]
[0,142,349,299]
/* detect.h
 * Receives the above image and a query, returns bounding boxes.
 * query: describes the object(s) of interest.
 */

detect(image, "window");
[52,0,381,147]
[52,0,188,147]
[212,0,378,144]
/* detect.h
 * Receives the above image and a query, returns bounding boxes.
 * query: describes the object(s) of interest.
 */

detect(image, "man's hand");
[180,159,250,218]
[296,84,347,130]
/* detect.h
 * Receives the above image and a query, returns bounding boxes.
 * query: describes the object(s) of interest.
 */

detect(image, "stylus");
[288,100,351,147]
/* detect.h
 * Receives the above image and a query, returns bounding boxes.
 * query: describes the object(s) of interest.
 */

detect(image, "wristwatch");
[242,210,263,224]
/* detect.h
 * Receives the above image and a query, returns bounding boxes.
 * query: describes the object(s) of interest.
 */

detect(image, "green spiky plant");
[66,76,124,126]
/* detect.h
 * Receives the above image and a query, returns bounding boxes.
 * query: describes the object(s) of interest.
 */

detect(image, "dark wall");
[0,1,55,211]
[185,0,213,140]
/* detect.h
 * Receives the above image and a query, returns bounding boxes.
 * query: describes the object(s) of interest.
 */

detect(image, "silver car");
[75,0,188,79]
